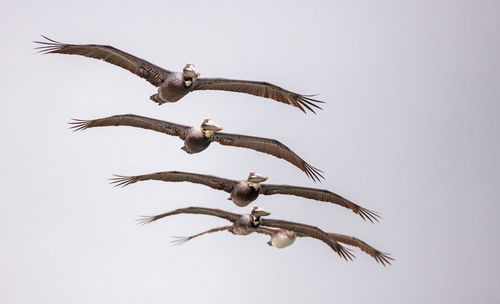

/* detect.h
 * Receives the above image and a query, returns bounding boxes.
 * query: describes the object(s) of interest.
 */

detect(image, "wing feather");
[171,226,280,245]
[34,35,170,86]
[254,227,279,236]
[137,207,241,225]
[170,225,233,245]
[210,132,324,182]
[109,171,237,193]
[260,184,380,223]
[191,78,324,114]
[69,114,190,139]
[328,233,394,266]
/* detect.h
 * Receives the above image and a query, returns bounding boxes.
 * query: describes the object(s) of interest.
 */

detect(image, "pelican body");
[180,119,221,153]
[182,127,210,154]
[229,205,270,235]
[156,68,193,103]
[229,174,266,207]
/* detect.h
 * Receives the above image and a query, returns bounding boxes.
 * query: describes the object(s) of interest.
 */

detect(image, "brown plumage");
[258,184,380,223]
[34,35,324,113]
[69,114,324,182]
[110,170,379,222]
[171,226,393,266]
[325,232,394,266]
[138,206,354,261]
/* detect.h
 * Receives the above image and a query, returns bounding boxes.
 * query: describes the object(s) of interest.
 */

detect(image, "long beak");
[253,206,271,217]
[248,172,268,183]
[191,66,200,77]
[202,119,223,131]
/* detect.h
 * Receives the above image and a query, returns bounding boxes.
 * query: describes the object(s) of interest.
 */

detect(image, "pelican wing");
[171,226,281,245]
[138,207,241,225]
[69,114,190,139]
[327,233,394,266]
[210,132,323,182]
[191,78,324,114]
[34,35,170,86]
[170,225,233,245]
[260,218,354,261]
[254,227,279,236]
[110,170,237,193]
[260,184,380,223]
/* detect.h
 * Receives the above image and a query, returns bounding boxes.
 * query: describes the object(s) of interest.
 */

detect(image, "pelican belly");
[231,215,255,235]
[182,128,211,153]
[158,74,190,102]
[271,232,297,248]
[229,181,260,207]
[231,226,255,235]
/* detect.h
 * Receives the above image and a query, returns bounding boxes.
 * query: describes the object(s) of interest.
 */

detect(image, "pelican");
[34,36,324,113]
[69,114,323,181]
[111,170,380,222]
[138,205,354,260]
[172,226,393,266]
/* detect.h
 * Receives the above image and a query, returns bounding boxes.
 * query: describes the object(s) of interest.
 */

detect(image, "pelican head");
[250,205,271,218]
[200,118,223,131]
[247,171,268,183]
[182,63,200,78]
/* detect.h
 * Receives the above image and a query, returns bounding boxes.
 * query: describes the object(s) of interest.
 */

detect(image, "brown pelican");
[69,114,323,181]
[34,36,324,113]
[138,205,354,260]
[111,171,380,222]
[172,226,393,266]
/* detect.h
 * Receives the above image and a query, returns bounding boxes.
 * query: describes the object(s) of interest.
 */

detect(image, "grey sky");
[1,0,499,303]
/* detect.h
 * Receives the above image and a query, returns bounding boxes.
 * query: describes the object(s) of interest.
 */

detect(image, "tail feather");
[150,93,165,105]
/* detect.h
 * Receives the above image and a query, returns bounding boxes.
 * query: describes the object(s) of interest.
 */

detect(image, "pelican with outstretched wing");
[35,36,324,113]
[172,226,393,266]
[69,114,323,182]
[138,205,354,261]
[111,170,380,223]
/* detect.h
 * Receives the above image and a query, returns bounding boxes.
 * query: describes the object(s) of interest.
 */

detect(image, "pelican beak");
[196,71,200,77]
[247,171,268,183]
[252,205,271,217]
[201,119,223,131]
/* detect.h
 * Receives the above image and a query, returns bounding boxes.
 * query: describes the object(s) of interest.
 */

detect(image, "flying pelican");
[172,226,393,266]
[34,36,324,113]
[111,170,380,222]
[69,114,323,182]
[138,205,354,260]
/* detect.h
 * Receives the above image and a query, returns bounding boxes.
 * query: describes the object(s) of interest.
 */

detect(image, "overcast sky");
[1,0,499,303]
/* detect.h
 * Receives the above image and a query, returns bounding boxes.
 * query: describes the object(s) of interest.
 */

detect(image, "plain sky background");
[1,0,499,303]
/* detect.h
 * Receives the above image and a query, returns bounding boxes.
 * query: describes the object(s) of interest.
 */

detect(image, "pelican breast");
[230,214,256,235]
[183,127,211,153]
[158,73,190,102]
[229,181,260,207]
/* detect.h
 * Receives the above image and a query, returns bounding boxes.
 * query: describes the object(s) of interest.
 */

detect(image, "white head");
[182,63,200,78]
